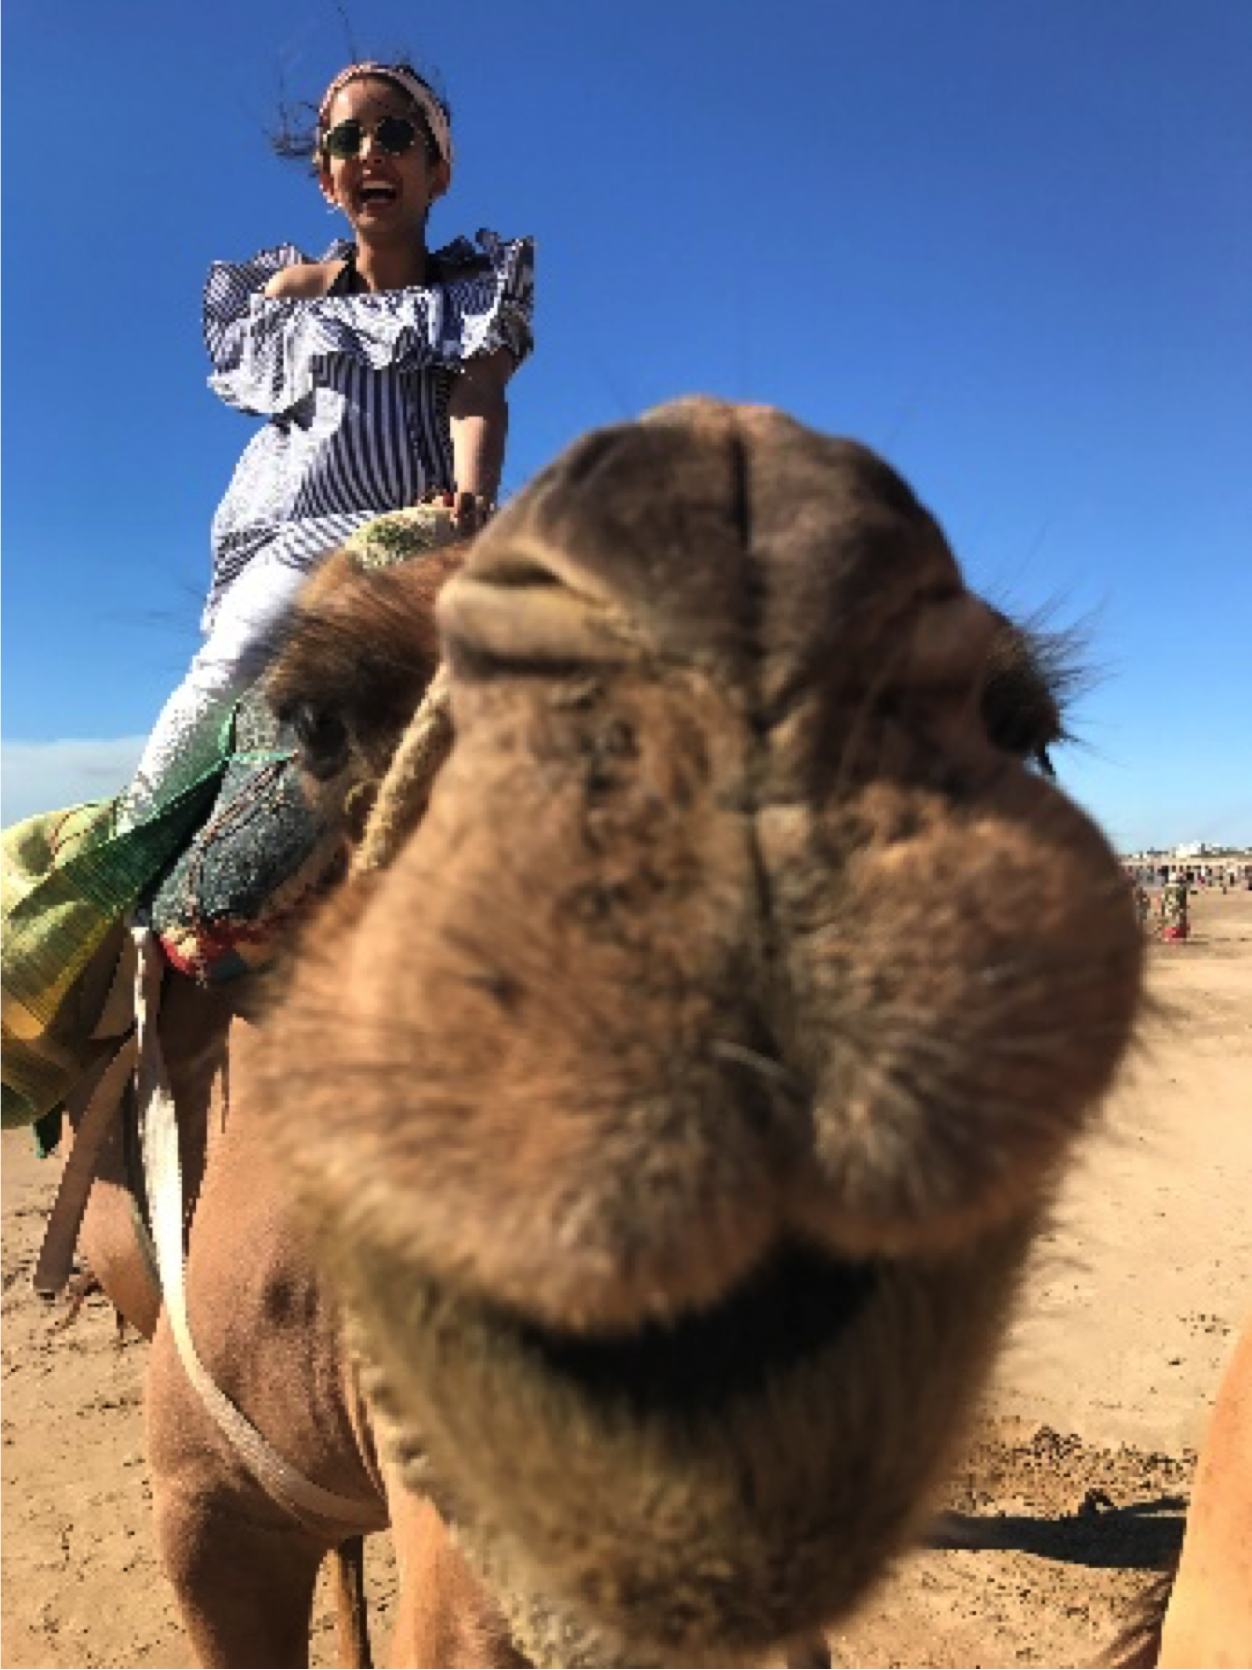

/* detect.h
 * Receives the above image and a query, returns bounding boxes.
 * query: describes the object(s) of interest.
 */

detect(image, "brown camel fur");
[72,398,1143,1667]
[1101,1317,1252,1669]
[1158,1317,1252,1666]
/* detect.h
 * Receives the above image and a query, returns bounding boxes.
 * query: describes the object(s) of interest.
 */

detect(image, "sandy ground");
[3,888,1250,1669]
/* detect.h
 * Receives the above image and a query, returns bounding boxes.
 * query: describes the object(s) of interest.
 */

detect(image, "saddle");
[145,684,340,985]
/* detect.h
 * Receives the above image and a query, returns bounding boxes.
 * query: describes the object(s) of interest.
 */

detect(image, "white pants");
[120,549,322,828]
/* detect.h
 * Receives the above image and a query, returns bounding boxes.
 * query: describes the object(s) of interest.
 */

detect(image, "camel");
[1100,1316,1252,1669]
[68,397,1145,1667]
[1157,1317,1252,1666]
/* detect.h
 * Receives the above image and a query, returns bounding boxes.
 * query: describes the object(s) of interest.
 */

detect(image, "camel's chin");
[344,1219,1036,1666]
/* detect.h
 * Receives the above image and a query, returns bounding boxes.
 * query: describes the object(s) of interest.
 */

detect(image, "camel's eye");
[290,703,350,780]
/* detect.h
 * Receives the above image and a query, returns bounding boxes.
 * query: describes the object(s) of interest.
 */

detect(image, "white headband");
[319,63,454,175]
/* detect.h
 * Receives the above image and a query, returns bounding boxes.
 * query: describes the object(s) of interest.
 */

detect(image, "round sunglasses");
[321,114,427,160]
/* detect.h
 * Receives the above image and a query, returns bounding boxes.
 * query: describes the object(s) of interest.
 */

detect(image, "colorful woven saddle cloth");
[143,685,330,983]
[1,505,457,1134]
[150,503,459,982]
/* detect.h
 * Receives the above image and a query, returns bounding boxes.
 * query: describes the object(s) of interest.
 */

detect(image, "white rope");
[134,928,381,1532]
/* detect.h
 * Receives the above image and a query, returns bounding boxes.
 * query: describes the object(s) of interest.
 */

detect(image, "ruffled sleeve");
[203,231,535,418]
[202,243,311,381]
[439,229,535,368]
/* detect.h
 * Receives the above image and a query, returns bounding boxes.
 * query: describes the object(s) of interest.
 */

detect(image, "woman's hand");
[420,488,492,536]
[450,490,493,534]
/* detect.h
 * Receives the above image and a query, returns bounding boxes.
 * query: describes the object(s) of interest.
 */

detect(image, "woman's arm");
[448,347,516,532]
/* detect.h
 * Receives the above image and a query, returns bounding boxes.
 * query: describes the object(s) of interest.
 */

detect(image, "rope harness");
[131,666,458,1532]
[37,506,462,1539]
[355,664,454,873]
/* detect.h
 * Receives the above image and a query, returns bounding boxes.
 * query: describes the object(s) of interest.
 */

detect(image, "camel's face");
[262,400,1142,1665]
[264,541,462,842]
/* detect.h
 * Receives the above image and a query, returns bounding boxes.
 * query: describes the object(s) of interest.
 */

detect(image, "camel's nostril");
[470,552,563,590]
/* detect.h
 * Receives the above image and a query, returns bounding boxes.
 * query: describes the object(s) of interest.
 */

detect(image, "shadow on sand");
[927,1494,1187,1571]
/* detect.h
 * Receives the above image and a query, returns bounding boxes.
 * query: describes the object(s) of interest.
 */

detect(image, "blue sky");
[2,0,1249,851]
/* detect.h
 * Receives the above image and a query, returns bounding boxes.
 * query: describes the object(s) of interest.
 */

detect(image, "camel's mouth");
[357,1236,889,1465]
[348,1220,1032,1664]
[502,1241,880,1421]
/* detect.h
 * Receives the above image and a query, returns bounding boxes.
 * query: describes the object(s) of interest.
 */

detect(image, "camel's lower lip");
[346,1220,1032,1662]
[503,1243,880,1420]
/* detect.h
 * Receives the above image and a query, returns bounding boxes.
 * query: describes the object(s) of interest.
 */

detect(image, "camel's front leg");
[385,1485,527,1669]
[147,1317,332,1667]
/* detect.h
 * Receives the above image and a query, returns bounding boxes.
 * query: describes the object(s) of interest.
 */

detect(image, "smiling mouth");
[432,1241,882,1427]
[359,184,398,208]
[343,1217,1034,1660]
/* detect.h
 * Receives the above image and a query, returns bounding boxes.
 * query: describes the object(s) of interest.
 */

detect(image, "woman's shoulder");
[435,231,534,321]
[203,242,353,362]
[262,260,345,300]
[204,243,314,322]
[207,242,318,291]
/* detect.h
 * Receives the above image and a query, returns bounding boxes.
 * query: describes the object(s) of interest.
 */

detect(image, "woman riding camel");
[1,59,533,1133]
[121,58,535,825]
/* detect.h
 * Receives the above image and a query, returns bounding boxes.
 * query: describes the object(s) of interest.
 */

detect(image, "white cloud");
[1,737,145,831]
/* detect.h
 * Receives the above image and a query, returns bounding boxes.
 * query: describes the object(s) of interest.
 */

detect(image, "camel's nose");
[263,399,1143,1340]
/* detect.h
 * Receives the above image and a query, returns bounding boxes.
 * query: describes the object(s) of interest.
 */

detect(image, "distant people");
[1134,880,1152,931]
[1159,876,1191,941]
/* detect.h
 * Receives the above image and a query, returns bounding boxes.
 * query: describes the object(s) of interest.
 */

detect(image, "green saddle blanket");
[2,775,221,1133]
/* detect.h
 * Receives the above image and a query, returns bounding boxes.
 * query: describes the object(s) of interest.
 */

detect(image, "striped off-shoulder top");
[201,229,534,630]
